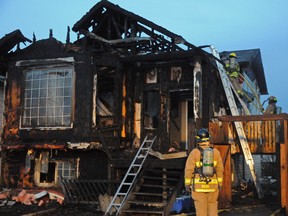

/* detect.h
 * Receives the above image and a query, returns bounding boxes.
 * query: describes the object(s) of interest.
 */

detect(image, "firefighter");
[225,52,244,97]
[184,128,224,216]
[264,96,278,114]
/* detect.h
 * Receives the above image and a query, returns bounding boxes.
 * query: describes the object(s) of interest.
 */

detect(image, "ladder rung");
[123,183,132,185]
[132,192,170,196]
[118,193,127,195]
[112,204,121,207]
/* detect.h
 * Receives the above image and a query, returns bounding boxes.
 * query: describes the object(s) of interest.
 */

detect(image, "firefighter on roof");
[184,128,224,216]
[225,52,244,98]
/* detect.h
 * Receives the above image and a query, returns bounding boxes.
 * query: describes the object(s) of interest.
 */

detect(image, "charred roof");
[72,0,197,54]
[0,29,31,55]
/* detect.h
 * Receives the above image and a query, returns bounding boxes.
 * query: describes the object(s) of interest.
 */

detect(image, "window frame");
[17,58,75,130]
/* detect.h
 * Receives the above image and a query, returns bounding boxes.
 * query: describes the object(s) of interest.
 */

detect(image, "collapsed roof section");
[0,29,32,75]
[0,29,32,55]
[72,0,196,55]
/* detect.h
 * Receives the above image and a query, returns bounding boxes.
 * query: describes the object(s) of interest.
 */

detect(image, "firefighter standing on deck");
[264,96,278,114]
[184,128,224,216]
[225,52,244,98]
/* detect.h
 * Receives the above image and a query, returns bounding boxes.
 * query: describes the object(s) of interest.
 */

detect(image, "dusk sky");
[1,0,287,112]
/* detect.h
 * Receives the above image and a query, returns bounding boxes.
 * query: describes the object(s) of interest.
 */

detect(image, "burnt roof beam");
[111,15,122,39]
[137,24,183,52]
[73,1,186,45]
[80,30,152,45]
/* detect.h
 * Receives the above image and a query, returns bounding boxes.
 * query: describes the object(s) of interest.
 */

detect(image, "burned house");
[1,0,288,215]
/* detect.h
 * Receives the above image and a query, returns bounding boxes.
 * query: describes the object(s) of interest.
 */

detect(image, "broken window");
[144,91,160,128]
[34,153,78,187]
[93,67,115,127]
[21,67,73,128]
[40,162,56,183]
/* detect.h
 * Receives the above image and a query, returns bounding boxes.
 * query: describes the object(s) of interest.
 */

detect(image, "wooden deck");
[209,114,288,215]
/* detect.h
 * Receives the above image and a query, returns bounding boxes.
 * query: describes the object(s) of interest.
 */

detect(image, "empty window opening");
[35,153,78,187]
[40,162,56,183]
[95,68,115,127]
[144,91,160,128]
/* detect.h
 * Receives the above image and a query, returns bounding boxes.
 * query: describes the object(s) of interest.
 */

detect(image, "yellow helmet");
[229,52,237,58]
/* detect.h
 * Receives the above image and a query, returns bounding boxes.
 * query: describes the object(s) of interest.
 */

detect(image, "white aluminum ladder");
[210,45,263,199]
[105,135,157,215]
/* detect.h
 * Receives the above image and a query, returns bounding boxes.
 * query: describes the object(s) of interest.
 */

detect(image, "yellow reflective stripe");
[200,138,209,142]
[195,189,216,192]
[214,161,217,166]
[194,178,218,184]
[195,161,201,167]
[229,72,239,77]
[185,178,191,185]
[217,177,223,183]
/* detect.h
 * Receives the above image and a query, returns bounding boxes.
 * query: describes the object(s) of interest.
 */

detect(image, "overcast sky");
[1,0,287,113]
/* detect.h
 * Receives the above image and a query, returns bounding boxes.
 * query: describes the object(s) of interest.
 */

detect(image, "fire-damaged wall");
[2,149,108,188]
[1,37,226,188]
[1,37,119,187]
[0,0,228,190]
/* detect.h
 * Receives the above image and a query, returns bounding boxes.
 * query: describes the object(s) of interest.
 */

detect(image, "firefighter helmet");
[229,52,237,58]
[195,128,210,143]
[268,96,277,103]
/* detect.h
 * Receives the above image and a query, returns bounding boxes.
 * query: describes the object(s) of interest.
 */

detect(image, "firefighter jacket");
[184,143,224,192]
[225,59,240,78]
[264,103,277,115]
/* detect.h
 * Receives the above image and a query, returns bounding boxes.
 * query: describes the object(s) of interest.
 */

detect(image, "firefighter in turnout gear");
[184,128,224,216]
[264,96,278,114]
[225,52,244,98]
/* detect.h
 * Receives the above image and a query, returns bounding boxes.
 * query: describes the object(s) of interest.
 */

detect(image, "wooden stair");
[120,160,185,216]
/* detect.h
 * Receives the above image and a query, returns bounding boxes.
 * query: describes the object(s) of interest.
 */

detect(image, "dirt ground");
[0,202,284,216]
[0,197,284,216]
[0,186,285,216]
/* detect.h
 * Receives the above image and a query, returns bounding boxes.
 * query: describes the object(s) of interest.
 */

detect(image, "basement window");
[57,161,77,183]
[21,67,74,129]
[34,154,79,187]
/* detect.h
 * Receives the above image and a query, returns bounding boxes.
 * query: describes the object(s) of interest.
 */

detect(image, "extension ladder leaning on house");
[209,45,264,199]
[105,135,157,216]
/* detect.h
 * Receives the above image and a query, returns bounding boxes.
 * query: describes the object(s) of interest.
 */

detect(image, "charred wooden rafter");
[73,0,192,55]
[80,30,152,45]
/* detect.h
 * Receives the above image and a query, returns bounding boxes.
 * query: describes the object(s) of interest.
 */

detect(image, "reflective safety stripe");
[185,178,192,185]
[228,71,239,78]
[193,174,219,192]
[194,178,218,184]
[194,188,216,192]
